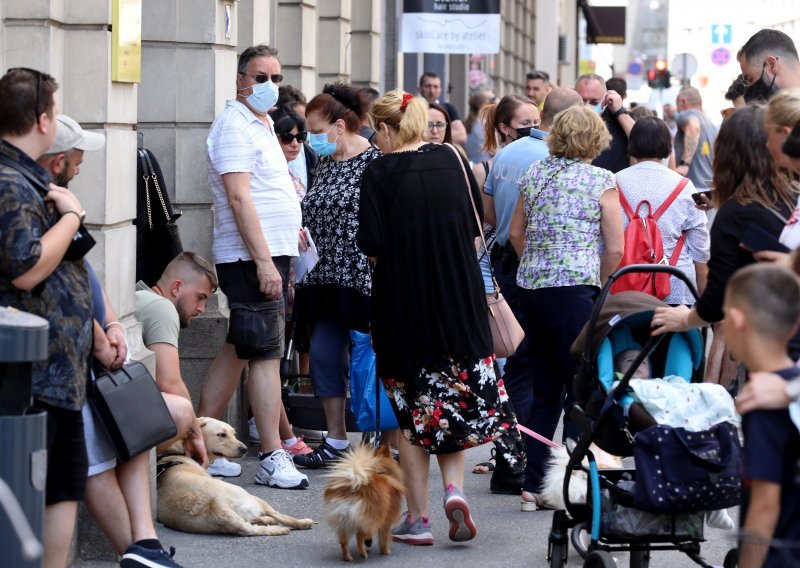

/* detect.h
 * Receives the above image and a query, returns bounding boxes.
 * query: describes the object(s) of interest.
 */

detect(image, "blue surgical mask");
[592,102,603,114]
[308,124,340,156]
[239,80,279,113]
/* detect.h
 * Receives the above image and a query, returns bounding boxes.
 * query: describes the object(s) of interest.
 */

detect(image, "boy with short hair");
[723,263,800,567]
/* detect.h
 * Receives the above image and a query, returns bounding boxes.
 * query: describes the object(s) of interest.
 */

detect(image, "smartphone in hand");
[740,224,790,253]
[691,190,713,205]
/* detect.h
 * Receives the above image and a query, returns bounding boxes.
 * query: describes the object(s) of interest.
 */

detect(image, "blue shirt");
[483,129,549,245]
[741,366,800,566]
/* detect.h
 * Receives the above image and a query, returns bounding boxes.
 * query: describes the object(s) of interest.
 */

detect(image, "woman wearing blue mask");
[292,83,381,469]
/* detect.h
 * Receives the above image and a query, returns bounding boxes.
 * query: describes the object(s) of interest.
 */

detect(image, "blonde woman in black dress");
[357,89,520,546]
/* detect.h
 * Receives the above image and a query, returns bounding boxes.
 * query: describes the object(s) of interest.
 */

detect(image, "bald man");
[674,86,718,191]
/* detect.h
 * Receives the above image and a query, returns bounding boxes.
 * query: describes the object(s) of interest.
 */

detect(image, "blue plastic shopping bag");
[349,331,399,431]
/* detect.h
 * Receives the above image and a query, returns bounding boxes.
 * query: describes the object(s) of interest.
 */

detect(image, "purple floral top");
[516,156,615,290]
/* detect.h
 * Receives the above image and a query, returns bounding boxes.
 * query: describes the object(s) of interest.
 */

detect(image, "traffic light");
[648,59,671,89]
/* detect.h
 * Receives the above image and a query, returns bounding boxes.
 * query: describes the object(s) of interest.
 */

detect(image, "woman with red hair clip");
[357,89,521,547]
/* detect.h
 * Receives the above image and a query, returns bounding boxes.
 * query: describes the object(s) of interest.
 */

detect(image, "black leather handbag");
[88,362,177,462]
[135,148,183,285]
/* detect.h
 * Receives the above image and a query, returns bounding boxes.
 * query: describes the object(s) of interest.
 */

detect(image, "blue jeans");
[309,319,350,398]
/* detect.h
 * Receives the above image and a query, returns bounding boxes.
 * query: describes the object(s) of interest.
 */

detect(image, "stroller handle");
[605,264,700,300]
[583,264,700,365]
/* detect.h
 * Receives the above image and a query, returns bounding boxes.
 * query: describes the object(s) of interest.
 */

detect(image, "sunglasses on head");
[9,67,44,120]
[278,131,307,144]
[239,72,283,85]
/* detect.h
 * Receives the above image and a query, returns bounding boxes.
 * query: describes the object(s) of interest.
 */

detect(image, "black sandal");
[471,448,496,474]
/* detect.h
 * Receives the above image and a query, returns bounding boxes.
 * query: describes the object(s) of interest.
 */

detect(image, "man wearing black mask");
[738,29,800,102]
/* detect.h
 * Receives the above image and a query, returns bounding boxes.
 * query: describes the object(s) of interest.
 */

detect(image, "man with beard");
[37,115,191,566]
[135,252,214,463]
[738,29,800,101]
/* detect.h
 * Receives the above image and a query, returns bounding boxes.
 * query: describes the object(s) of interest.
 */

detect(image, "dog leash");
[516,423,562,449]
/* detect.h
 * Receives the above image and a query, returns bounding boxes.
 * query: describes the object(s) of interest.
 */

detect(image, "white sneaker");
[255,449,309,489]
[249,417,260,446]
[207,457,241,477]
[706,509,736,530]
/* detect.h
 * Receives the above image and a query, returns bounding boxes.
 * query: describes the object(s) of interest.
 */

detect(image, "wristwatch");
[678,159,690,167]
[612,107,630,118]
[786,378,800,402]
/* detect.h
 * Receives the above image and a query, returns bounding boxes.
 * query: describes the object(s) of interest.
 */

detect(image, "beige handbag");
[447,144,525,358]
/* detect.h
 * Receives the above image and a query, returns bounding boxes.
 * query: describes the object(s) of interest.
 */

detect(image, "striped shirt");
[206,100,302,263]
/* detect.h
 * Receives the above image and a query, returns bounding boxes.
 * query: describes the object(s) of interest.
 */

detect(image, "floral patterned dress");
[297,147,380,331]
[383,355,520,459]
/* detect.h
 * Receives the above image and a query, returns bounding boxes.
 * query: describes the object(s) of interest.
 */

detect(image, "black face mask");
[514,126,533,139]
[744,63,778,103]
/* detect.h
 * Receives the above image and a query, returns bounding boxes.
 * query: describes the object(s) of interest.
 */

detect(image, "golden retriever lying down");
[156,417,314,536]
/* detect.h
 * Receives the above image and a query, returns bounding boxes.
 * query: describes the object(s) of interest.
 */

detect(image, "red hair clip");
[400,92,413,111]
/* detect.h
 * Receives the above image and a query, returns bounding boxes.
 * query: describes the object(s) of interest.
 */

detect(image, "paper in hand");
[295,228,319,283]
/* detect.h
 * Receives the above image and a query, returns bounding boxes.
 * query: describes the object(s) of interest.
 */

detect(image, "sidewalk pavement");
[74,442,738,568]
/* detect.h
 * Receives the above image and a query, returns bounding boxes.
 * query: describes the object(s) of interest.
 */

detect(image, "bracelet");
[62,210,82,222]
[104,322,124,331]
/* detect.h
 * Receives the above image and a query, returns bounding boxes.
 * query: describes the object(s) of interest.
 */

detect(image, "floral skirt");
[382,355,522,458]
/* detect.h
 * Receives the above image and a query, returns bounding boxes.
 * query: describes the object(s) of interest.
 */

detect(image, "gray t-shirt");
[674,108,718,190]
[135,281,179,347]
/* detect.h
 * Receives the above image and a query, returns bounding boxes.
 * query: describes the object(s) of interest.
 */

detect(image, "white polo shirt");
[206,99,302,264]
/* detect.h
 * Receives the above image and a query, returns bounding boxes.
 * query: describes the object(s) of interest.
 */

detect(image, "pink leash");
[516,423,562,449]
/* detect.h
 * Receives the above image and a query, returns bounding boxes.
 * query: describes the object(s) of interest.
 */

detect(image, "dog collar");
[156,460,184,480]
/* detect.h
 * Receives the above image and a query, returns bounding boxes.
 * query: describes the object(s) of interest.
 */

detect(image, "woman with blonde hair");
[508,104,624,511]
[763,89,800,249]
[357,89,520,545]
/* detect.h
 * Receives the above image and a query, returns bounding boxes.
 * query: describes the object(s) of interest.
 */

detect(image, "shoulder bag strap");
[141,150,172,224]
[654,177,690,266]
[652,177,690,220]
[138,149,154,230]
[445,143,500,295]
[616,184,636,219]
[764,205,790,225]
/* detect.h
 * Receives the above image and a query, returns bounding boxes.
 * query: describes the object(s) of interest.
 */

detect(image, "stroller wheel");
[548,538,568,568]
[630,549,651,568]
[583,550,616,568]
[723,548,738,568]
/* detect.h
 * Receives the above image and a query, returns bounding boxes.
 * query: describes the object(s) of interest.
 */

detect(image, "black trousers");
[517,284,598,493]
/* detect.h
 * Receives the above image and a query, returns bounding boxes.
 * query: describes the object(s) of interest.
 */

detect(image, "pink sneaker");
[282,436,313,456]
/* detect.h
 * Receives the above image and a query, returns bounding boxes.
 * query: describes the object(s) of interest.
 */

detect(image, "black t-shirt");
[441,101,461,123]
[592,109,629,173]
[741,366,800,566]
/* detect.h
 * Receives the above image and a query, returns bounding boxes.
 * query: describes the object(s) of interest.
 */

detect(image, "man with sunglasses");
[0,68,93,567]
[739,29,800,102]
[205,44,308,490]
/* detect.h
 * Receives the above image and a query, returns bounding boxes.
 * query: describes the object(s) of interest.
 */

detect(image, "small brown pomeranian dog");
[323,444,405,562]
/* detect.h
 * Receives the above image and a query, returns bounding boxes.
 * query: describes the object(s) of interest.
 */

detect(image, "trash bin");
[0,306,49,567]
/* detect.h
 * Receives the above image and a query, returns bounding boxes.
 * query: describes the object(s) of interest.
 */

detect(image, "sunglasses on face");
[239,72,283,85]
[9,67,43,120]
[278,131,307,144]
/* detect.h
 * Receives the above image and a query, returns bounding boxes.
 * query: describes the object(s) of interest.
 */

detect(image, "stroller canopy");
[571,292,705,394]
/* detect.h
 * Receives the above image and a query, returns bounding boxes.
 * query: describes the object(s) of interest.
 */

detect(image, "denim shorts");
[216,257,290,361]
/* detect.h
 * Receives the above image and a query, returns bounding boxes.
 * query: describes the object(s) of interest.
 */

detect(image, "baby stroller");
[548,265,741,568]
